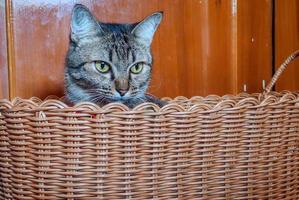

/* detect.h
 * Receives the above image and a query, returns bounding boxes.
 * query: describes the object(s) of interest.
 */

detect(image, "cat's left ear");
[70,4,103,43]
[131,12,163,46]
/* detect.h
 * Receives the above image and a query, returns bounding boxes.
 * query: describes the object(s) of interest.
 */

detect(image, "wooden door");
[0,1,8,98]
[0,0,298,100]
[275,0,299,91]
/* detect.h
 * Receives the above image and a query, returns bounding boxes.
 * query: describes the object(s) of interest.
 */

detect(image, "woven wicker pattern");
[0,92,299,200]
[0,51,299,199]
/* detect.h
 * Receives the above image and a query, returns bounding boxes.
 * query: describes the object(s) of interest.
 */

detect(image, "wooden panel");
[182,0,237,96]
[237,0,272,93]
[11,0,69,99]
[0,0,9,99]
[275,0,299,91]
[9,0,273,99]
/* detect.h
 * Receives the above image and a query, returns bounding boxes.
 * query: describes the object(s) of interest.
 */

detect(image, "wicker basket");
[0,51,299,200]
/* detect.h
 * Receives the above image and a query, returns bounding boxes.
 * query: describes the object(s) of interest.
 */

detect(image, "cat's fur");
[65,4,165,108]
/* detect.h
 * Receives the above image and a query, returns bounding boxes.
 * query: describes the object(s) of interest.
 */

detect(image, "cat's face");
[65,4,162,105]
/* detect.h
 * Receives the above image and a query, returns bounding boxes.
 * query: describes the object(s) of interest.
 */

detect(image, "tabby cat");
[65,4,165,108]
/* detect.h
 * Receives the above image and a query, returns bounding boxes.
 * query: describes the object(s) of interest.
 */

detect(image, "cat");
[65,4,166,108]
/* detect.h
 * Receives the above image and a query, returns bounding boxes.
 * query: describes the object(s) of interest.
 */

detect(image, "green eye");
[95,61,110,73]
[130,63,144,74]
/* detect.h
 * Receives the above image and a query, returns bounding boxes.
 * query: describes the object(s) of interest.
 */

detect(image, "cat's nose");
[116,89,128,96]
[115,78,129,96]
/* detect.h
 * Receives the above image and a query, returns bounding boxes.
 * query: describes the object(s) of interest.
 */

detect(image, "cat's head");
[65,4,162,105]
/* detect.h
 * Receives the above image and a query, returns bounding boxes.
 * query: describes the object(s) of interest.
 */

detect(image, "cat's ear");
[131,12,163,46]
[70,4,102,42]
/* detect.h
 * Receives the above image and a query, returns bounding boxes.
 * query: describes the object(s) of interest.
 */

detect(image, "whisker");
[89,95,103,103]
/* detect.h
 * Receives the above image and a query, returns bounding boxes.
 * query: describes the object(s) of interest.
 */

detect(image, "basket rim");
[0,91,298,113]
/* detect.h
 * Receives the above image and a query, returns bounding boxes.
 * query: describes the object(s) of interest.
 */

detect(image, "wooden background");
[0,0,298,100]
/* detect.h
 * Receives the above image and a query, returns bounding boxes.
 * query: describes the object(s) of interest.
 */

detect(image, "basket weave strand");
[0,51,299,199]
[264,50,299,93]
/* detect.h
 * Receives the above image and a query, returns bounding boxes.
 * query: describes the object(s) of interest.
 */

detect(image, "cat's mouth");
[112,91,131,101]
[87,87,144,103]
[111,89,145,102]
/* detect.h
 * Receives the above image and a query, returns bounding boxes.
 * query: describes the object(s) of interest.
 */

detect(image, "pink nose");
[116,89,128,96]
[115,78,129,96]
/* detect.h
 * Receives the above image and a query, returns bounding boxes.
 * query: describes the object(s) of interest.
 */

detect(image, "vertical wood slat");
[0,0,9,99]
[275,0,299,91]
[3,0,274,100]
[182,0,237,96]
[236,0,273,93]
[5,0,15,100]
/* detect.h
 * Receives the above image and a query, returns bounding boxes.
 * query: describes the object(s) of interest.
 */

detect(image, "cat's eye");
[95,61,110,73]
[130,63,144,74]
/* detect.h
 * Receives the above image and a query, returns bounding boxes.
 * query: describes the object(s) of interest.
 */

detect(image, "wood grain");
[182,0,237,96]
[236,0,272,93]
[6,0,275,99]
[275,0,299,91]
[0,0,9,99]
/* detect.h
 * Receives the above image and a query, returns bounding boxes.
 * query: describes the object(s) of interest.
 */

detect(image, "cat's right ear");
[70,4,102,43]
[131,12,163,46]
